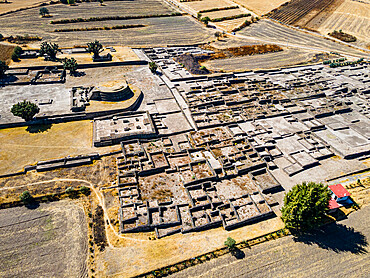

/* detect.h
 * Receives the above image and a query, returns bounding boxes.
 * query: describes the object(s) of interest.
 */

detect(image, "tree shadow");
[25,201,40,210]
[26,124,52,133]
[230,247,245,259]
[293,223,368,254]
[72,71,86,77]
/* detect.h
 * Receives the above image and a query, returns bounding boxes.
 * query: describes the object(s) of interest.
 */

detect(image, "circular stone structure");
[91,80,134,101]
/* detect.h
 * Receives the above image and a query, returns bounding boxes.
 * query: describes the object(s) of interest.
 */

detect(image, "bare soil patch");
[0,200,88,278]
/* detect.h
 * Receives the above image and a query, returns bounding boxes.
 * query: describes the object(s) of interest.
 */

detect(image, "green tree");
[214,31,222,40]
[39,42,59,60]
[87,40,103,59]
[39,7,49,17]
[281,182,331,232]
[149,62,157,73]
[224,237,236,250]
[0,60,9,77]
[20,191,33,205]
[62,57,78,75]
[11,101,40,121]
[11,46,23,62]
[0,33,3,41]
[201,16,211,26]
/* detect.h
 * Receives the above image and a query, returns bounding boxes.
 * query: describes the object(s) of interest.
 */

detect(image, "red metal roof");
[329,198,340,210]
[329,184,351,198]
[329,199,340,209]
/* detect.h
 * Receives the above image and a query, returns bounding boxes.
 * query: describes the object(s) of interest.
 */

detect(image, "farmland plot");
[0,4,213,47]
[232,0,290,15]
[0,201,87,278]
[201,48,314,71]
[238,19,367,57]
[311,0,370,44]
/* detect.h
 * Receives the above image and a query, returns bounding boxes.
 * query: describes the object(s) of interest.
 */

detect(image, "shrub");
[87,40,103,59]
[149,62,158,73]
[11,46,23,62]
[20,191,33,205]
[80,186,91,196]
[11,101,40,121]
[39,7,49,17]
[224,237,236,250]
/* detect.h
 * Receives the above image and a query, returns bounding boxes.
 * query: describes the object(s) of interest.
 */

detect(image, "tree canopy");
[39,42,59,60]
[87,40,103,59]
[20,191,33,205]
[224,237,236,250]
[11,101,40,122]
[39,7,49,17]
[281,181,331,232]
[62,57,78,75]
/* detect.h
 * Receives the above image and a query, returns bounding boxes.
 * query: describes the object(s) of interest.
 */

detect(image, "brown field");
[0,2,213,47]
[181,0,232,13]
[0,121,118,175]
[201,7,245,20]
[232,0,290,15]
[0,0,49,15]
[0,200,87,278]
[309,0,370,44]
[0,43,15,64]
[201,48,314,72]
[213,17,248,32]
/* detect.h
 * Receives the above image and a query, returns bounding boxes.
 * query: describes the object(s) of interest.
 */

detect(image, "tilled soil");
[0,200,88,278]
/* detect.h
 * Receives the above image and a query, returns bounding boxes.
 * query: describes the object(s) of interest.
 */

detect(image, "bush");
[281,182,331,232]
[11,46,23,62]
[11,101,40,121]
[20,191,33,205]
[39,7,49,17]
[87,40,103,59]
[224,237,236,250]
[62,57,78,75]
[80,186,91,196]
[149,62,158,73]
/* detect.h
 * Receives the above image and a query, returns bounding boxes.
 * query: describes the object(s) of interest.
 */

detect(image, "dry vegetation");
[0,43,15,64]
[232,0,290,15]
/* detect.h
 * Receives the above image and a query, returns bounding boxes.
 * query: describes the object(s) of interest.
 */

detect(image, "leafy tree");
[281,182,331,232]
[214,31,222,40]
[224,237,236,250]
[20,191,33,205]
[39,42,59,60]
[149,62,158,73]
[99,0,104,5]
[11,46,23,62]
[0,33,3,41]
[0,60,9,77]
[87,40,103,59]
[201,16,211,26]
[39,7,49,17]
[11,101,40,121]
[62,57,78,75]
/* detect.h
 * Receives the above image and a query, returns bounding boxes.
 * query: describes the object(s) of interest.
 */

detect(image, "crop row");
[198,6,239,13]
[268,0,335,25]
[50,12,183,24]
[54,24,146,32]
[210,13,250,22]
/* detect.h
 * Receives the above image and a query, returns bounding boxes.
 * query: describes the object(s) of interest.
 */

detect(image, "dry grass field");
[0,2,213,47]
[0,121,118,175]
[232,0,290,15]
[0,43,15,64]
[309,0,370,44]
[0,200,88,278]
[0,0,49,15]
[237,19,367,57]
[201,7,245,20]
